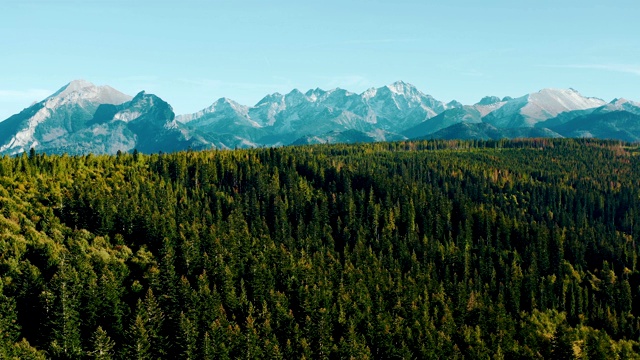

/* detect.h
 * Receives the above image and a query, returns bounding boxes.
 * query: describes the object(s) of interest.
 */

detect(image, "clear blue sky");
[1,0,638,120]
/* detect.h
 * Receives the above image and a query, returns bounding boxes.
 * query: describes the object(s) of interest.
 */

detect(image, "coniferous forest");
[1,138,640,359]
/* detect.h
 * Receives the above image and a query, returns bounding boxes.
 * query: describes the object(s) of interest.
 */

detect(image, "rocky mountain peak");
[256,92,284,106]
[305,88,328,102]
[386,80,417,95]
[50,79,131,105]
[477,96,501,106]
[2,79,638,155]
[52,79,95,96]
[284,89,308,107]
[446,100,464,108]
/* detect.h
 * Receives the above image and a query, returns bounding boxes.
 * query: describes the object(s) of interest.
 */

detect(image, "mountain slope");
[38,91,213,155]
[402,106,484,138]
[419,122,562,140]
[537,98,640,129]
[292,128,406,145]
[483,88,606,128]
[1,80,638,154]
[0,80,131,154]
[178,81,449,147]
[551,111,640,142]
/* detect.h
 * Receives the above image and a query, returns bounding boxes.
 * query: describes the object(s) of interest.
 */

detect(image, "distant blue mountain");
[1,80,638,155]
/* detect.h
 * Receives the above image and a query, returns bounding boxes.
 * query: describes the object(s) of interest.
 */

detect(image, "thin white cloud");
[543,64,640,76]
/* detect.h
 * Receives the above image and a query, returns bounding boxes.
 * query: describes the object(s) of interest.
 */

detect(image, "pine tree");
[0,290,20,353]
[127,314,151,360]
[48,255,83,359]
[177,312,198,360]
[127,289,166,359]
[89,326,115,360]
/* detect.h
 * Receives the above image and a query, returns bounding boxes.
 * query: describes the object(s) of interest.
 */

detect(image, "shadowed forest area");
[1,138,639,358]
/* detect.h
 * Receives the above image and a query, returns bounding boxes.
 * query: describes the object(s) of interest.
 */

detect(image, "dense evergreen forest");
[1,138,640,359]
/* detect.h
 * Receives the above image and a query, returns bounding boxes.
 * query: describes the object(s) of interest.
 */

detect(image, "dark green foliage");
[0,138,639,358]
[89,326,114,360]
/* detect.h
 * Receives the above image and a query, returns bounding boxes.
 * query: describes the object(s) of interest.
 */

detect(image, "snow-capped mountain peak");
[305,88,327,102]
[172,81,448,146]
[50,79,95,97]
[386,80,416,95]
[256,92,284,107]
[474,97,507,117]
[176,97,252,124]
[0,80,132,155]
[3,80,637,155]
[484,88,607,128]
[526,88,606,119]
[529,88,604,108]
[609,98,640,107]
[206,98,248,114]
[48,79,131,106]
[591,98,640,115]
[362,87,378,100]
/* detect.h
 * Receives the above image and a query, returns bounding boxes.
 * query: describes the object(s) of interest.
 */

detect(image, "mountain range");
[1,80,639,155]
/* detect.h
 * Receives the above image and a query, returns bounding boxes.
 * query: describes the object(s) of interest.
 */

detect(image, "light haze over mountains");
[1,80,639,155]
[2,1,638,123]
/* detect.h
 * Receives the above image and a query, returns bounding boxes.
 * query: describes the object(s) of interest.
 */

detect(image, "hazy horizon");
[1,0,638,120]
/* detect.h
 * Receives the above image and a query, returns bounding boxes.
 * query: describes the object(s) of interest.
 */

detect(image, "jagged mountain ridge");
[1,82,213,155]
[0,80,132,154]
[1,80,639,155]
[176,80,452,147]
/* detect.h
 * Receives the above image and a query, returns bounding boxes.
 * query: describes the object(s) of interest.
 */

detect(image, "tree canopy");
[0,138,639,358]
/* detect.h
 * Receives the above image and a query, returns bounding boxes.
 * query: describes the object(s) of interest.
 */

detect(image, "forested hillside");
[1,139,639,359]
